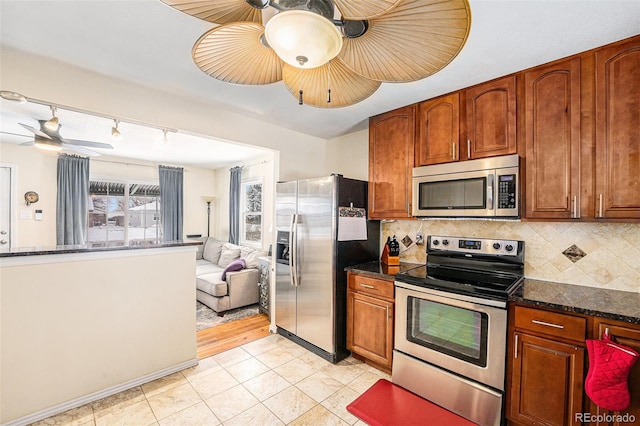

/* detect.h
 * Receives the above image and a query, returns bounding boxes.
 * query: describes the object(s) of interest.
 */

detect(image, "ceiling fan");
[10,119,114,156]
[160,0,471,108]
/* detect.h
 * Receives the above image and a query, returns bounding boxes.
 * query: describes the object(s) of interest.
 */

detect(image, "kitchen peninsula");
[0,241,199,425]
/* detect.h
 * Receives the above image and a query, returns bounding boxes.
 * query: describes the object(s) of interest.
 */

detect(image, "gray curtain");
[229,166,242,244]
[56,154,90,245]
[159,165,183,242]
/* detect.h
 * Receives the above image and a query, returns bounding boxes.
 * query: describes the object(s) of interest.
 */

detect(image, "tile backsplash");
[382,220,640,293]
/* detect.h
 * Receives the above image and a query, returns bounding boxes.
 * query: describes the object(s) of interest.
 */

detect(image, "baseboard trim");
[2,358,199,426]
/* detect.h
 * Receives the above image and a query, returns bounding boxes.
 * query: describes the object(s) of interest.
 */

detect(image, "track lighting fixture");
[44,105,59,131]
[111,119,122,140]
[161,129,169,144]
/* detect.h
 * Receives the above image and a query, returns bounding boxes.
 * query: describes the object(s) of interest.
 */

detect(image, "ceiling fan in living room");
[160,0,471,108]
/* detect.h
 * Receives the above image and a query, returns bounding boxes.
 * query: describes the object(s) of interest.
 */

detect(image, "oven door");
[412,169,496,217]
[394,281,508,391]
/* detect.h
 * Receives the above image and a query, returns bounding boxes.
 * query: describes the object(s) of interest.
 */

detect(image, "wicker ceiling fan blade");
[193,22,283,85]
[160,0,262,24]
[334,0,401,20]
[282,58,381,108]
[339,0,471,82]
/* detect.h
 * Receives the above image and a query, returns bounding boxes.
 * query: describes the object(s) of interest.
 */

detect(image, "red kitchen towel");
[585,334,639,411]
[346,379,477,426]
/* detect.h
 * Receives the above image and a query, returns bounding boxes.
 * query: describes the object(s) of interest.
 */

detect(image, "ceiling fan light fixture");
[111,119,122,140]
[265,10,343,68]
[44,105,59,131]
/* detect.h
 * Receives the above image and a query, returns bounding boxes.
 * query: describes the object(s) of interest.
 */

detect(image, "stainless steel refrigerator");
[275,175,379,363]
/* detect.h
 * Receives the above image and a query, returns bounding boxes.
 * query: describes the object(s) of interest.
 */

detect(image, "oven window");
[418,177,485,210]
[407,297,488,367]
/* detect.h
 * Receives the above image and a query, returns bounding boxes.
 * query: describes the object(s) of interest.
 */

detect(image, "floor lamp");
[202,196,216,237]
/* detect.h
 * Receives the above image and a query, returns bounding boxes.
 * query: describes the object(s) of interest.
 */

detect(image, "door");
[275,181,297,333]
[347,290,394,368]
[509,332,585,426]
[524,57,582,219]
[465,76,517,160]
[595,38,640,219]
[415,93,460,165]
[0,165,14,249]
[296,176,336,353]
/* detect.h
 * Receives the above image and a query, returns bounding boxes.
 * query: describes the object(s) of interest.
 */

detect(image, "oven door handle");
[487,174,495,210]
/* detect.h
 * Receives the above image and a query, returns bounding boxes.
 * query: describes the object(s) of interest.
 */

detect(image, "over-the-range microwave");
[412,154,520,218]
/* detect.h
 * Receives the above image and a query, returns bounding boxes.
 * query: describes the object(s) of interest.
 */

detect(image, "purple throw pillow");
[222,259,246,280]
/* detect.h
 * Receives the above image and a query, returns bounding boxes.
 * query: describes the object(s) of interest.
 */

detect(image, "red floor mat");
[347,379,477,426]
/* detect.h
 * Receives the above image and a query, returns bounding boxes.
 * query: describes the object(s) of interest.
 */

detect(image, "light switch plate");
[20,210,32,219]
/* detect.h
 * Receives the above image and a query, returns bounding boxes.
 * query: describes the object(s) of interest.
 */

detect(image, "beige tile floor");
[33,333,391,425]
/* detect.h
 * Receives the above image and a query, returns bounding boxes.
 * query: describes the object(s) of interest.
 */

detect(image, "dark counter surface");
[510,278,640,325]
[347,261,640,324]
[0,240,201,258]
[345,260,423,280]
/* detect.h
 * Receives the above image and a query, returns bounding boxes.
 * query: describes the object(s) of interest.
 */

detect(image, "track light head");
[44,105,59,131]
[111,119,122,140]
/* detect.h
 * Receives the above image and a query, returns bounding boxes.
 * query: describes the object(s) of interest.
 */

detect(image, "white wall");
[0,143,218,247]
[325,128,369,181]
[0,247,197,424]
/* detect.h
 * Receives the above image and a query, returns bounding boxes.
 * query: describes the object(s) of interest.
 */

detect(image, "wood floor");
[196,313,271,359]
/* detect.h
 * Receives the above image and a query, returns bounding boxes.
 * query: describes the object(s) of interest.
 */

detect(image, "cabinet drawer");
[514,306,586,342]
[350,275,394,299]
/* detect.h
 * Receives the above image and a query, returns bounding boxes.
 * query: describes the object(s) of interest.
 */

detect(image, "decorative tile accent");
[401,235,413,247]
[562,244,587,263]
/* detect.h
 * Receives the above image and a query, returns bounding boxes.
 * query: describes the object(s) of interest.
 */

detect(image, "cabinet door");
[347,290,394,368]
[465,76,517,160]
[588,320,640,425]
[595,37,640,219]
[509,332,585,426]
[415,93,459,165]
[524,58,582,219]
[368,105,415,219]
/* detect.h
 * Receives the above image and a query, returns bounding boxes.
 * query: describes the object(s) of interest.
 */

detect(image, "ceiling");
[0,1,639,165]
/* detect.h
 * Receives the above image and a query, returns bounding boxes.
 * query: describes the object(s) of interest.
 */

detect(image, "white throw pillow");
[202,238,223,264]
[241,246,261,269]
[218,245,241,267]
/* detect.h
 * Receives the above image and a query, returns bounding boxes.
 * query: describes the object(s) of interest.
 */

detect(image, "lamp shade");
[265,10,343,69]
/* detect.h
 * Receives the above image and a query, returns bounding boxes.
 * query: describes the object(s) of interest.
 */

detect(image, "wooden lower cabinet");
[507,305,586,426]
[586,319,640,425]
[346,272,394,372]
[508,332,585,426]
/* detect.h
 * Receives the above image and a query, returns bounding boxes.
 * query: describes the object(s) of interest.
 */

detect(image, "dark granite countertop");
[0,240,201,258]
[510,278,640,325]
[345,260,423,280]
[347,262,640,324]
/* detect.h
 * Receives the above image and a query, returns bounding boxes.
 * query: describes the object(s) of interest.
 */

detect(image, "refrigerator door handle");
[289,214,297,287]
[292,213,300,286]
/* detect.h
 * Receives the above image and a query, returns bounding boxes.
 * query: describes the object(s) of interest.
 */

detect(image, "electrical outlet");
[416,232,424,245]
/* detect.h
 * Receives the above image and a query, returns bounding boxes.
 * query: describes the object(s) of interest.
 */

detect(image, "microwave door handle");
[487,174,495,210]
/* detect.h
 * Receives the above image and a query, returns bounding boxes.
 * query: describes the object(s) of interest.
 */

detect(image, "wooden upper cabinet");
[595,37,640,219]
[524,57,582,219]
[465,76,517,160]
[415,93,460,166]
[368,105,415,219]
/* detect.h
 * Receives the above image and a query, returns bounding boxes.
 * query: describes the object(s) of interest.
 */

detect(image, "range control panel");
[429,235,521,256]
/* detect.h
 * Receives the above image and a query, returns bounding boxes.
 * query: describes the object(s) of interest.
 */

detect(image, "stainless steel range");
[393,235,524,426]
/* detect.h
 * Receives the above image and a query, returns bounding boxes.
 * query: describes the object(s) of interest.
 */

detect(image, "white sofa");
[195,237,264,315]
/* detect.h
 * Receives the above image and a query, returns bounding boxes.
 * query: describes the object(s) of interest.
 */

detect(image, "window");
[87,180,162,246]
[240,178,262,247]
